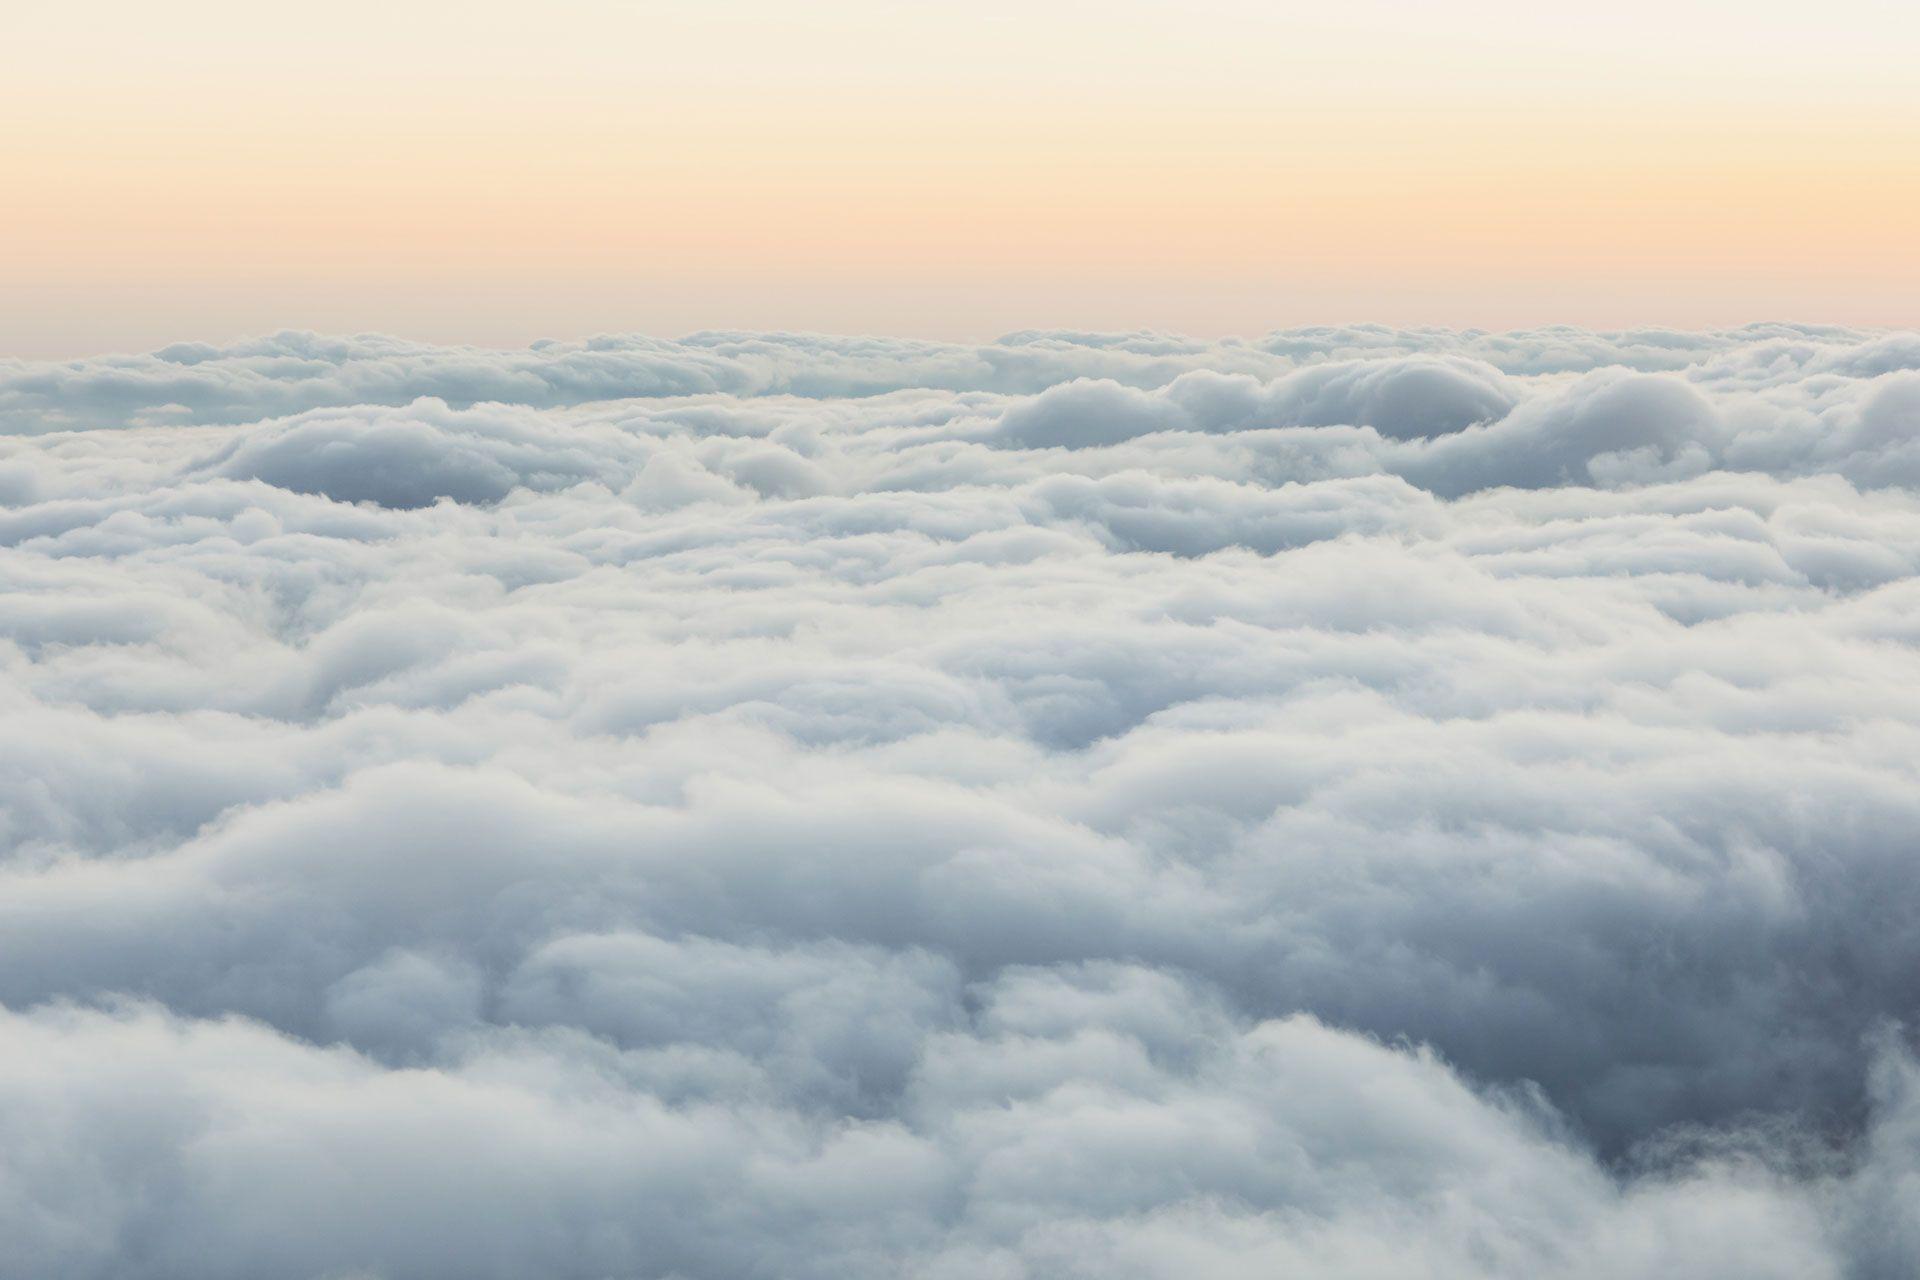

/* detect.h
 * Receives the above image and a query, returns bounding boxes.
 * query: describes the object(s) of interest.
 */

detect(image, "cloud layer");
[4,325,1920,1279]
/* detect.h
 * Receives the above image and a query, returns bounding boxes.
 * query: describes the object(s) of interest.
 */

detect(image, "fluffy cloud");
[3,325,1920,1278]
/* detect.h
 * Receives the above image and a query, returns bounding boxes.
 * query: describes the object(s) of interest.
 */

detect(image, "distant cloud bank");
[4,325,1920,1278]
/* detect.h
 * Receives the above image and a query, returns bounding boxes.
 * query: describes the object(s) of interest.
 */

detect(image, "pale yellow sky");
[3,0,1916,356]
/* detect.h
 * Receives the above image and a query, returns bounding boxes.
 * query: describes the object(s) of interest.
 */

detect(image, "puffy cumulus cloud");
[989,358,1514,450]
[190,399,649,508]
[3,325,1920,1277]
[1,321,1903,435]
[0,330,1287,434]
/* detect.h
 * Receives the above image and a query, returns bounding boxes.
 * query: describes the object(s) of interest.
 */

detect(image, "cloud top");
[3,325,1920,1278]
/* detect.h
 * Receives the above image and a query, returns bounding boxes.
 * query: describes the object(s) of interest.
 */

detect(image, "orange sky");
[4,0,1917,355]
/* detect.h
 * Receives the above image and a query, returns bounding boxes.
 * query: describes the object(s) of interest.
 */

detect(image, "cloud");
[3,325,1920,1277]
[189,399,646,508]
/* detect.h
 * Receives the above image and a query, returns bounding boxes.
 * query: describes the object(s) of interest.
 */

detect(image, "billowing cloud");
[3,325,1920,1278]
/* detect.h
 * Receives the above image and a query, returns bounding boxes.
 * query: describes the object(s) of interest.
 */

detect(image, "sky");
[7,7,1920,1274]
[5,0,1918,355]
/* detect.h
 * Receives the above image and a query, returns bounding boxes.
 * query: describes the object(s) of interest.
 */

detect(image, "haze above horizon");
[5,0,1916,356]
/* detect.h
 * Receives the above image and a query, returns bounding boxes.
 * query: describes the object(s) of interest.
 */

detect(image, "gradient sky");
[4,0,1917,355]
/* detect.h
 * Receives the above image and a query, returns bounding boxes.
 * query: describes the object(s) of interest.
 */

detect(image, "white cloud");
[2,325,1920,1277]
